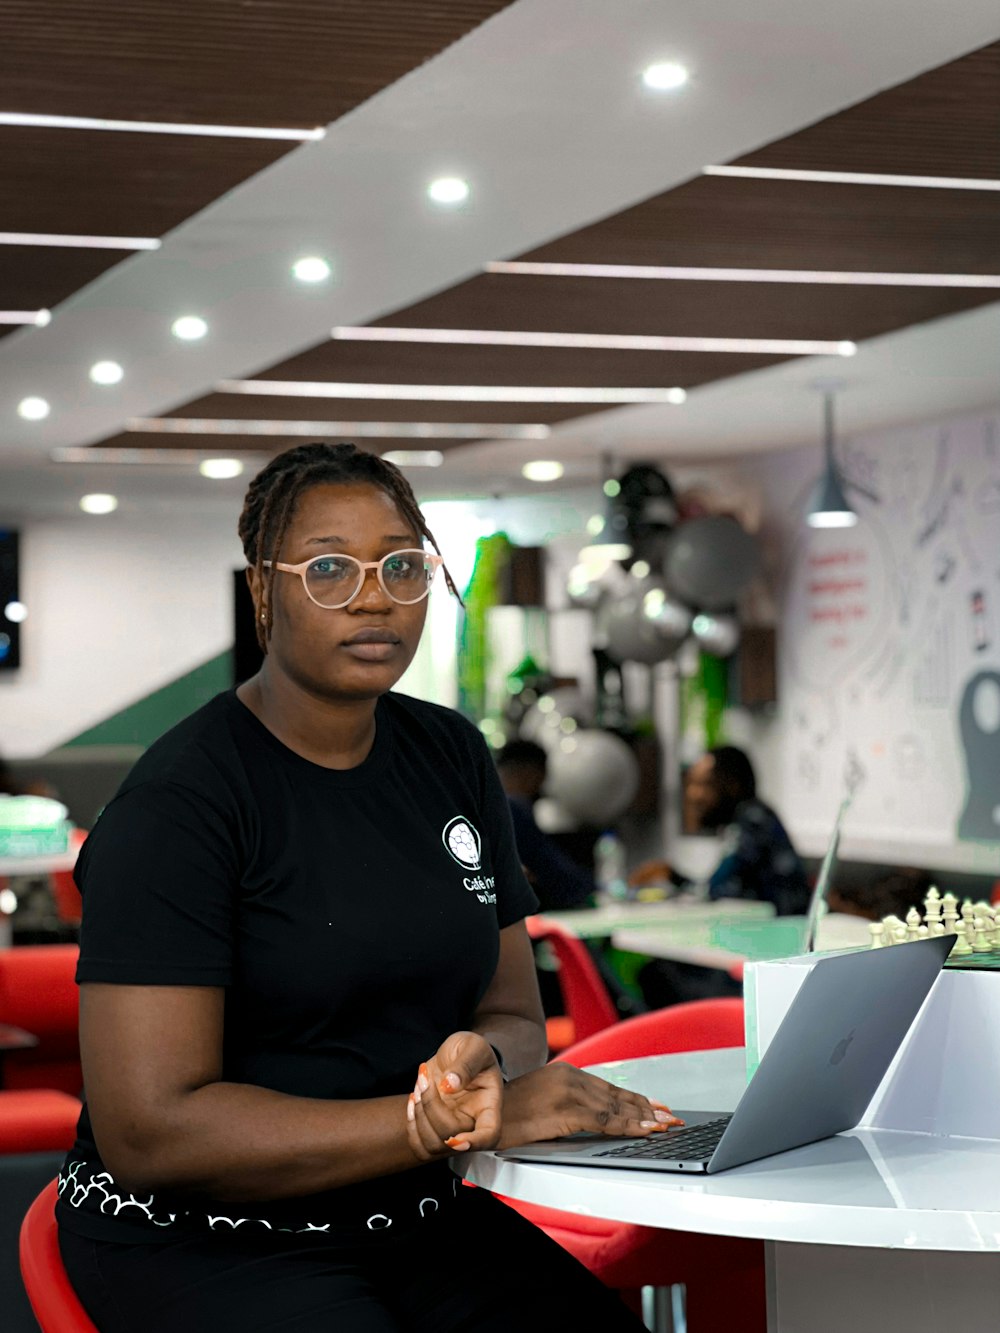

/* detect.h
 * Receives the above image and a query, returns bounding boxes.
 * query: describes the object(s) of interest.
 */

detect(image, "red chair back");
[20,1179,99,1333]
[0,944,81,1094]
[525,915,618,1045]
[556,996,745,1068]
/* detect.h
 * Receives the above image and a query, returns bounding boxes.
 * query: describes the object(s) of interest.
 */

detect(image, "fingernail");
[413,1082,422,1104]
[445,1136,468,1150]
[439,1072,461,1094]
[406,1096,415,1122]
[640,1120,661,1129]
[417,1072,430,1094]
[653,1109,674,1123]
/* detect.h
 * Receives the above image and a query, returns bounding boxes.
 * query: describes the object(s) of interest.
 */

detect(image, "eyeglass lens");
[305,550,436,607]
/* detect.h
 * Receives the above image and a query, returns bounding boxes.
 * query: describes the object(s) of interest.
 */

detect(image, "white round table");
[459,1048,1000,1332]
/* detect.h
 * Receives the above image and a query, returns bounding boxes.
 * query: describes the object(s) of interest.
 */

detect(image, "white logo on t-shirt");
[442,815,482,870]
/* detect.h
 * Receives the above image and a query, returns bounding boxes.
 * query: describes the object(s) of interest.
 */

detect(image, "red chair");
[525,915,618,1052]
[0,1088,80,1153]
[503,999,766,1332]
[20,1179,99,1333]
[49,828,87,928]
[0,945,82,1095]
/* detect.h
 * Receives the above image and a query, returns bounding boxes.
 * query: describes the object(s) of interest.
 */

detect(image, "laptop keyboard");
[592,1115,733,1162]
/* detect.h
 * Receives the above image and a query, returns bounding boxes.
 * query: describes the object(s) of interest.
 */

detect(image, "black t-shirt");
[57,690,537,1243]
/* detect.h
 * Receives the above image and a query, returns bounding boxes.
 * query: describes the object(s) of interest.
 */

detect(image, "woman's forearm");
[98,1082,420,1202]
[473,1012,548,1079]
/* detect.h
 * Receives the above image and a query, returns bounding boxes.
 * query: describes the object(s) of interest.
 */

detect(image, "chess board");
[945,952,1000,971]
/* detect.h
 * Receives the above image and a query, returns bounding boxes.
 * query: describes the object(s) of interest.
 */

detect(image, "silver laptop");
[499,934,953,1175]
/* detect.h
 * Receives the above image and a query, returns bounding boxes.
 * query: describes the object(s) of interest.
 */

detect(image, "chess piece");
[905,907,922,942]
[894,923,908,946]
[924,887,942,932]
[881,914,901,945]
[869,921,886,949]
[942,893,959,935]
[961,900,975,939]
[952,920,973,956]
[972,916,991,952]
[918,925,929,938]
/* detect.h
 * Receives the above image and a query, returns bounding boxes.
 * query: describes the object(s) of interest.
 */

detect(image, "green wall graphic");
[64,651,233,749]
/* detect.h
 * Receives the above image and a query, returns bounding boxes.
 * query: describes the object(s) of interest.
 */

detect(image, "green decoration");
[456,532,511,720]
[682,650,729,751]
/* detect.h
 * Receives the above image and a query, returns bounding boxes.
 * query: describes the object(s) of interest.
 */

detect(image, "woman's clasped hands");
[405,1030,683,1162]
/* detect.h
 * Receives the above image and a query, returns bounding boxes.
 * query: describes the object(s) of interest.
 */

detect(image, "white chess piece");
[905,907,922,942]
[869,921,886,949]
[952,920,973,956]
[961,900,976,939]
[881,915,901,945]
[942,893,959,935]
[924,888,942,931]
[972,916,991,953]
[894,923,908,946]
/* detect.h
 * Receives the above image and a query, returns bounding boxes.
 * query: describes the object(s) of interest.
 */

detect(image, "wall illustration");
[779,413,1000,865]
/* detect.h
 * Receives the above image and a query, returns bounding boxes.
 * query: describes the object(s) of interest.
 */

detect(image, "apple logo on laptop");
[829,1030,855,1066]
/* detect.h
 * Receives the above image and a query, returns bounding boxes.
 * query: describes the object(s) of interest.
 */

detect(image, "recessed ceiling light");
[522,461,565,482]
[0,231,160,250]
[127,417,550,440]
[17,396,50,420]
[703,164,1000,192]
[198,458,245,480]
[217,380,692,404]
[171,315,208,341]
[3,601,27,624]
[0,111,325,141]
[80,493,118,515]
[331,325,849,357]
[642,61,689,91]
[292,256,332,284]
[427,176,470,206]
[381,451,445,467]
[486,260,1000,289]
[1,310,50,326]
[89,360,124,386]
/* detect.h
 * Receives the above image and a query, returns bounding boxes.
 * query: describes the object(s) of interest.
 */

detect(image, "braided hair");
[238,442,460,651]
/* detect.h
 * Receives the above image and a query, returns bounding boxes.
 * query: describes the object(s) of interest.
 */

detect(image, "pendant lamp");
[807,391,857,528]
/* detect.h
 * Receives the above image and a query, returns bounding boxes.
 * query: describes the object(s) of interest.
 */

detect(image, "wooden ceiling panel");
[0,1,515,126]
[520,175,1000,272]
[0,246,127,309]
[171,390,613,426]
[94,430,488,455]
[740,41,1000,179]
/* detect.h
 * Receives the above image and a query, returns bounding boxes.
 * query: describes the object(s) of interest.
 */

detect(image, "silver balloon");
[520,687,589,750]
[692,611,740,658]
[603,584,681,665]
[545,729,640,824]
[642,584,693,647]
[565,561,607,610]
[664,516,760,611]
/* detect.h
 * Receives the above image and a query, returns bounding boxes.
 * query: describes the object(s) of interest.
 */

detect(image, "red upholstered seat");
[502,999,766,1331]
[20,1179,99,1333]
[49,828,87,927]
[0,1088,80,1153]
[525,915,618,1051]
[0,944,82,1095]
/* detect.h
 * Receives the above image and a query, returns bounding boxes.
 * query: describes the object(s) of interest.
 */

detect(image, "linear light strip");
[125,418,552,440]
[52,446,446,467]
[0,111,325,141]
[0,231,161,250]
[331,325,853,357]
[0,310,50,325]
[217,380,687,404]
[485,260,1000,289]
[704,164,1000,192]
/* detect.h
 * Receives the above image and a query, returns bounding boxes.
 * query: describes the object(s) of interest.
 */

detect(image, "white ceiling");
[3,0,1000,518]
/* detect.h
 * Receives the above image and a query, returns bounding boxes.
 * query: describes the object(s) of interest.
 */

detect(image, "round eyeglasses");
[263,549,443,610]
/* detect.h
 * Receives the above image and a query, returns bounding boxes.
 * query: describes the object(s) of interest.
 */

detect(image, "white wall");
[1,505,245,757]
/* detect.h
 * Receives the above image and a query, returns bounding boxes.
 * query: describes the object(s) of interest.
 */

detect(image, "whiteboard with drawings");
[779,412,1000,873]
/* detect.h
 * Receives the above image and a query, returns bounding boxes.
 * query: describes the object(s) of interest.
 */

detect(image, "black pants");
[59,1184,646,1333]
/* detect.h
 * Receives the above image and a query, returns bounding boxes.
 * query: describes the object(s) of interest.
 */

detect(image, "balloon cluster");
[569,466,760,665]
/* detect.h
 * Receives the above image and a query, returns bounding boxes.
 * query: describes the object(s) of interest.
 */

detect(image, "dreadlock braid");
[238,442,461,652]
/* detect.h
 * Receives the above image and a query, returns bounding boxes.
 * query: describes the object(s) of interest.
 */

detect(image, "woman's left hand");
[405,1030,503,1160]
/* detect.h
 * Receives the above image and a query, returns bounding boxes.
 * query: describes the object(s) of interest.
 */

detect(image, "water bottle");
[594,829,628,903]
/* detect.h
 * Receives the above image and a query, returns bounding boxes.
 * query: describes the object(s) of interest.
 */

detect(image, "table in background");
[544,896,773,941]
[460,1048,1000,1332]
[612,912,872,971]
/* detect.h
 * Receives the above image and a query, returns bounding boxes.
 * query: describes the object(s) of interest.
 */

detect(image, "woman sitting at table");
[56,442,680,1333]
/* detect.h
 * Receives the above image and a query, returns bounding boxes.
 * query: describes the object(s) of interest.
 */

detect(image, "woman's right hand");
[497,1063,683,1149]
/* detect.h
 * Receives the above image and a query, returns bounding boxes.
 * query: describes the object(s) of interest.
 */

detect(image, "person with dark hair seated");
[495,739,597,912]
[632,745,809,1009]
[55,441,680,1333]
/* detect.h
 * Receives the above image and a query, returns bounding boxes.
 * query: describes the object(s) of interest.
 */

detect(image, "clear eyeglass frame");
[262,548,444,610]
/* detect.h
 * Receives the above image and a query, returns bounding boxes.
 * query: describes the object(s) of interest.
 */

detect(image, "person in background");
[495,739,597,911]
[630,745,810,917]
[56,442,679,1333]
